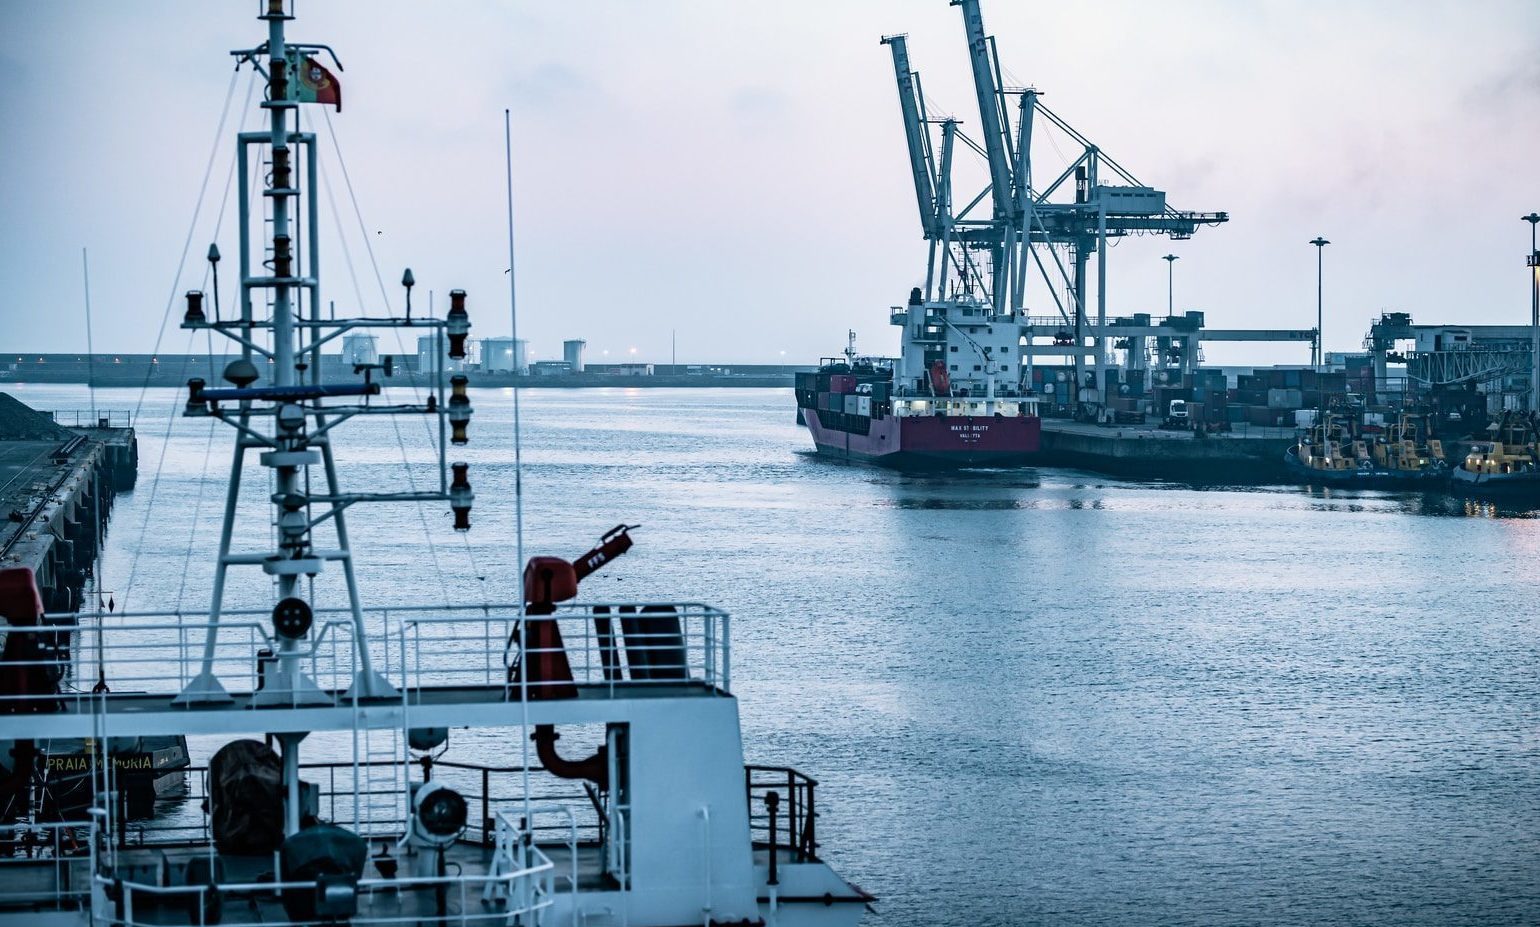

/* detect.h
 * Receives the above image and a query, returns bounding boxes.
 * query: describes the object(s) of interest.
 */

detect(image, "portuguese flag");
[287,50,341,111]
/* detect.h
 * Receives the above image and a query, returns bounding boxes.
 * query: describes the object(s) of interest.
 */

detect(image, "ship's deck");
[0,836,614,919]
[0,681,726,740]
[0,840,877,920]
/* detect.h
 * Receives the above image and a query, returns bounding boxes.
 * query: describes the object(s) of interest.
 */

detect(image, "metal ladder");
[351,698,408,838]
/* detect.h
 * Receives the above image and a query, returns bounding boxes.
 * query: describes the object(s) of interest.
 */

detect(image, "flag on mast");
[286,50,341,111]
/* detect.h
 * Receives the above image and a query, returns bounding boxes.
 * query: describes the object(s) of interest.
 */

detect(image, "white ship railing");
[0,819,91,907]
[109,759,607,850]
[4,602,729,709]
[400,602,730,697]
[47,408,134,428]
[92,809,562,927]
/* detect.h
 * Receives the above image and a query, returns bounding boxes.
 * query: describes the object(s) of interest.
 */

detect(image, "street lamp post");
[1310,237,1330,368]
[1525,214,1540,412]
[1162,254,1178,318]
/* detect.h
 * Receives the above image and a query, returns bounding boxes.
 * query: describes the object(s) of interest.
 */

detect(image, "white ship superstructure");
[0,4,868,925]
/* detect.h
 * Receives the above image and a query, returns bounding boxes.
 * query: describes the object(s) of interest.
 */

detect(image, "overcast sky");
[3,1,1537,366]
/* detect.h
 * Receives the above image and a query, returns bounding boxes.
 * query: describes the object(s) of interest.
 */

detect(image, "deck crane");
[882,0,1229,412]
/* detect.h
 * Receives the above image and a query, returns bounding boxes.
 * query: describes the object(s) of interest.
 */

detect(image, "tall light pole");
[1162,254,1178,318]
[1310,237,1330,368]
[1525,214,1540,412]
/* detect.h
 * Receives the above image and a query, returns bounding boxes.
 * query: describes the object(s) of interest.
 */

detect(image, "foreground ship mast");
[177,0,474,710]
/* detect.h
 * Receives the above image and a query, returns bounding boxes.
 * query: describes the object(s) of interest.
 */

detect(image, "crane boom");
[881,35,938,239]
[955,0,1014,219]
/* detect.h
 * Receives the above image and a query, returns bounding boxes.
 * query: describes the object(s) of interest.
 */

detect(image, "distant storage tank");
[417,335,441,376]
[341,334,377,367]
[417,335,466,375]
[480,337,528,375]
[563,339,586,373]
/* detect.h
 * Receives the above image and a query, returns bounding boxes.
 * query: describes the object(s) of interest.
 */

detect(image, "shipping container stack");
[1029,366,1076,413]
[795,365,894,436]
[1143,368,1228,425]
[1345,355,1376,404]
[1193,368,1228,425]
[1226,367,1353,428]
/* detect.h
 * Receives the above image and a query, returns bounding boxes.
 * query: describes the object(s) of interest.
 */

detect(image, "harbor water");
[11,383,1538,926]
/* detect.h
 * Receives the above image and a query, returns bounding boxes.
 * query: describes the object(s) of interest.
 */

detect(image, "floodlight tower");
[1524,213,1540,411]
[1163,254,1178,318]
[1310,237,1330,368]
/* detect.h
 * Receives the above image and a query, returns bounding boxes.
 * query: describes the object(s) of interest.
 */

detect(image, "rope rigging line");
[388,410,453,605]
[316,107,437,430]
[118,328,201,614]
[173,263,223,613]
[459,525,487,606]
[505,107,533,830]
[309,108,453,605]
[121,71,260,614]
[175,416,220,613]
[130,66,251,426]
[321,108,395,322]
[315,155,369,322]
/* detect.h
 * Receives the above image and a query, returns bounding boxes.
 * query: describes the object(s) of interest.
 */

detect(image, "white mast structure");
[176,0,473,717]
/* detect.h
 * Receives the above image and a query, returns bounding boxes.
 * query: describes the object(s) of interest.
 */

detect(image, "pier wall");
[1038,422,1292,483]
[2,426,137,612]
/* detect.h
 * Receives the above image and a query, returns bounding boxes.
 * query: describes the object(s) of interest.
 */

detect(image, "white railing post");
[698,804,713,922]
[722,613,731,693]
[703,609,715,687]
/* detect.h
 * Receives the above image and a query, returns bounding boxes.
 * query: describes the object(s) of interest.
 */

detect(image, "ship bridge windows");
[893,397,1038,417]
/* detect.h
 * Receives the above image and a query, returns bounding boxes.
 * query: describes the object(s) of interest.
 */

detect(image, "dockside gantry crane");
[883,0,1229,405]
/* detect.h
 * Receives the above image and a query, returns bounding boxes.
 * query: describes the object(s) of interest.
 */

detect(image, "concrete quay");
[1037,420,1293,482]
[2,410,137,612]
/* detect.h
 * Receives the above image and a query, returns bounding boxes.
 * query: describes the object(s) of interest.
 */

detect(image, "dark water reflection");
[11,384,1536,926]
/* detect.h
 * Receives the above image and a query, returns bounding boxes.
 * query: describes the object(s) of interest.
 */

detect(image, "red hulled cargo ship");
[796,301,1041,468]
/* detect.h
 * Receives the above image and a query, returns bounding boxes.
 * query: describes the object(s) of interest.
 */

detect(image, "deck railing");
[2,602,730,711]
[99,758,605,851]
[0,819,91,908]
[93,808,562,927]
[745,765,819,863]
[47,409,134,428]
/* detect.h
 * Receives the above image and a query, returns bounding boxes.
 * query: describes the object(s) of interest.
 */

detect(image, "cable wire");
[119,329,200,613]
[130,67,249,425]
[505,107,533,835]
[312,108,452,603]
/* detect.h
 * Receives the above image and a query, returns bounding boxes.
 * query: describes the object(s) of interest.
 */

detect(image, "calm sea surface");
[11,383,1539,926]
